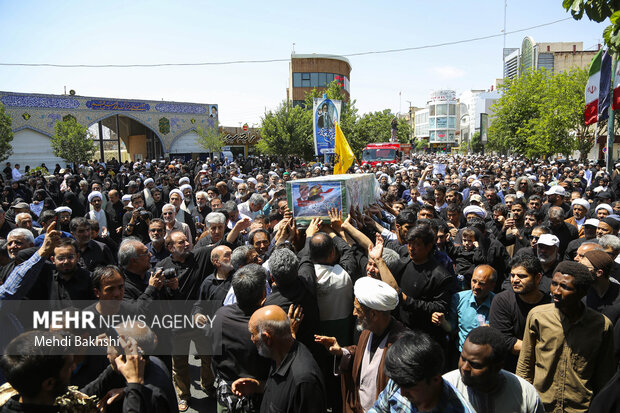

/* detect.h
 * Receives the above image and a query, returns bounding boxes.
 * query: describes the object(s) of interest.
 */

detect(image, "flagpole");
[608,55,616,174]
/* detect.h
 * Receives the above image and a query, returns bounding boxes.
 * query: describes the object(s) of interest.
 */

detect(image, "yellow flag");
[334,122,355,174]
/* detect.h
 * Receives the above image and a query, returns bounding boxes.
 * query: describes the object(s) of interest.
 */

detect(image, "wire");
[0,17,573,68]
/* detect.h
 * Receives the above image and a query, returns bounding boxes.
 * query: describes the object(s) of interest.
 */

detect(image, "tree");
[354,110,412,154]
[487,69,548,155]
[488,67,588,158]
[195,125,224,153]
[51,117,97,168]
[469,132,484,153]
[564,1,620,54]
[0,103,14,163]
[257,102,313,159]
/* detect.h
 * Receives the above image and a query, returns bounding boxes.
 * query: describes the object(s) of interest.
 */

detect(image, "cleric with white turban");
[463,205,487,219]
[354,277,399,312]
[571,198,590,211]
[87,191,102,203]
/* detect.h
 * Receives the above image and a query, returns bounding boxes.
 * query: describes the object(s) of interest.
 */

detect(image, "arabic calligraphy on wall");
[86,100,150,111]
[1,95,79,109]
[155,103,206,114]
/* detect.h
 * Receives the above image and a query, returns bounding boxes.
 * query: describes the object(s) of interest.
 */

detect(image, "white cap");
[585,218,600,227]
[545,185,565,196]
[537,234,560,247]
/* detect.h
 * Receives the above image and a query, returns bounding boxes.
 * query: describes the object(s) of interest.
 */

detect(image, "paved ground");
[185,351,217,413]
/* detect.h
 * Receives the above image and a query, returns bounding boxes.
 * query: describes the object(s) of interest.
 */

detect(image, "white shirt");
[443,369,544,413]
[11,168,21,180]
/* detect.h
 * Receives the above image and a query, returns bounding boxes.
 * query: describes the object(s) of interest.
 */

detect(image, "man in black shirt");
[210,264,271,413]
[397,224,456,344]
[156,229,212,411]
[46,238,94,307]
[145,218,170,267]
[489,255,550,372]
[581,249,620,313]
[264,247,319,354]
[70,217,116,272]
[105,189,124,242]
[0,207,16,239]
[232,305,326,413]
[122,193,151,243]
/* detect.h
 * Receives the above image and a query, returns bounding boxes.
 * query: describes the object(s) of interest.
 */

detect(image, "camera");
[137,207,152,220]
[162,268,177,279]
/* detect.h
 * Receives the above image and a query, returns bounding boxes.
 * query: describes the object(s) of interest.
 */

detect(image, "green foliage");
[564,0,620,54]
[257,80,412,160]
[488,67,588,158]
[195,125,224,153]
[469,132,484,153]
[415,138,429,151]
[258,103,314,159]
[51,117,97,167]
[0,104,14,163]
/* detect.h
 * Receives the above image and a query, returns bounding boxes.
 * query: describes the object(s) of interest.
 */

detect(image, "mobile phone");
[508,212,514,220]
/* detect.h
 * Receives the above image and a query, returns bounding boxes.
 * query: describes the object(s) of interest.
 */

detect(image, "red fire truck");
[361,143,403,167]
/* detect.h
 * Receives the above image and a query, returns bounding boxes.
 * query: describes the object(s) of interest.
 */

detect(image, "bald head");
[250,305,288,326]
[472,264,497,282]
[248,305,293,358]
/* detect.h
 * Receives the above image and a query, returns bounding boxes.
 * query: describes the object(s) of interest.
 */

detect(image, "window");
[436,105,448,116]
[311,73,319,87]
[429,106,435,116]
[436,117,447,128]
[429,118,436,128]
[319,72,327,86]
[448,104,456,116]
[302,73,310,80]
[302,79,310,87]
[447,117,456,128]
[326,73,334,83]
[293,73,301,87]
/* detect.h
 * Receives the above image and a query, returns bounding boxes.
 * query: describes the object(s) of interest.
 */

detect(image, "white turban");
[121,194,131,203]
[247,177,257,185]
[571,198,590,211]
[54,206,72,214]
[87,191,102,203]
[354,277,399,312]
[596,203,613,215]
[179,177,190,185]
[143,178,154,185]
[463,205,487,218]
[169,188,184,201]
[232,176,244,184]
[179,184,192,192]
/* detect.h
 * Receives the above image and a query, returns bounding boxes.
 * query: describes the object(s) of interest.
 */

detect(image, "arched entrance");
[88,114,164,162]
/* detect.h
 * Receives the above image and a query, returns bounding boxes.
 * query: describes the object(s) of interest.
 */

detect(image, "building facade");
[458,89,500,147]
[0,91,218,168]
[503,37,599,80]
[288,54,351,107]
[414,90,459,151]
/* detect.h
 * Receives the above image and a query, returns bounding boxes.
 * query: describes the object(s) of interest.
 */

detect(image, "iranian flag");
[585,49,603,126]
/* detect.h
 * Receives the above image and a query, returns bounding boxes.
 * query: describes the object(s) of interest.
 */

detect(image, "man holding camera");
[122,193,151,243]
[155,229,215,411]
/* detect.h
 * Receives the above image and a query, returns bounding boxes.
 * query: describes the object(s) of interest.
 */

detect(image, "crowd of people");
[0,153,620,412]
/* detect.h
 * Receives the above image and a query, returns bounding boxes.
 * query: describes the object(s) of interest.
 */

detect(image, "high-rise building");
[287,54,351,107]
[503,36,599,80]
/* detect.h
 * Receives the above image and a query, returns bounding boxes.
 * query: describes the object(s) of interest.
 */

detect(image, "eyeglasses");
[530,235,540,241]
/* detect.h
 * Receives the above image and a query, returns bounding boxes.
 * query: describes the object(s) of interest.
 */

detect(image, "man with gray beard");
[315,277,407,413]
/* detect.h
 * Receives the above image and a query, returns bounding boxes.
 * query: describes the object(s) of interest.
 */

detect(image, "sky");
[0,1,607,128]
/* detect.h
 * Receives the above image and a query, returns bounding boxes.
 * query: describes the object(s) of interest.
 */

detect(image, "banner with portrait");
[313,97,342,156]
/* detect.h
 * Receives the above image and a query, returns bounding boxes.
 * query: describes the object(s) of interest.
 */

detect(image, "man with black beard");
[443,327,544,412]
[489,255,550,373]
